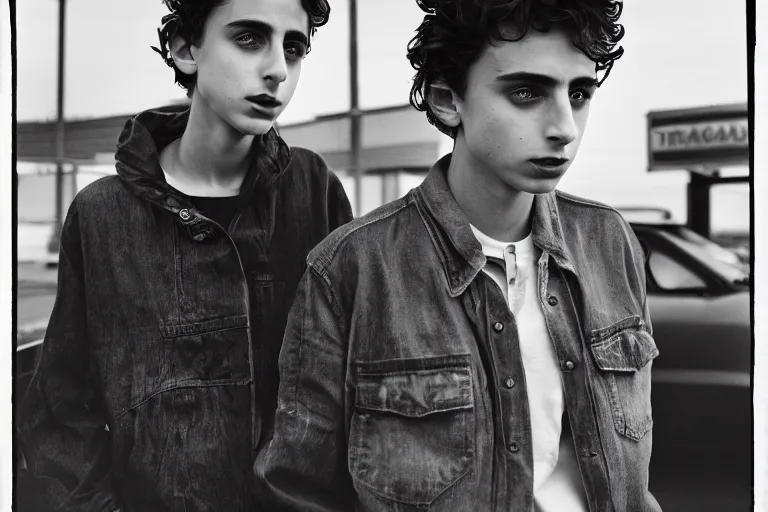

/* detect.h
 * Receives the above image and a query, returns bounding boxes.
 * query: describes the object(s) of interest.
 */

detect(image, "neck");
[170,95,257,191]
[446,138,534,243]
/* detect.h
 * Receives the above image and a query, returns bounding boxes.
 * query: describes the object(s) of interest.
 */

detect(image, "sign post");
[647,103,749,238]
[47,0,67,259]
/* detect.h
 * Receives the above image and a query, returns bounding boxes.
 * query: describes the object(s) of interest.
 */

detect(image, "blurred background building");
[15,0,749,261]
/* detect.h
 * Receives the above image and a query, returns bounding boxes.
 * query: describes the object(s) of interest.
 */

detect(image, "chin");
[516,177,562,195]
[238,119,276,136]
[226,111,277,136]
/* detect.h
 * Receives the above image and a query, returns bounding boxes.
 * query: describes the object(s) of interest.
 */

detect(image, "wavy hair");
[407,0,625,137]
[151,0,331,94]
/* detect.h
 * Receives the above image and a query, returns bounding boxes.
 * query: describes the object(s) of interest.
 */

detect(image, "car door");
[632,226,751,509]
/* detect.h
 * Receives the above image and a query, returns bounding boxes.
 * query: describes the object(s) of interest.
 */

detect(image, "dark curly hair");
[407,0,625,137]
[152,0,331,95]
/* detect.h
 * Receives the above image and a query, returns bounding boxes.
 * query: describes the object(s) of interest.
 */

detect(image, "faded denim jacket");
[256,154,661,511]
[17,106,353,512]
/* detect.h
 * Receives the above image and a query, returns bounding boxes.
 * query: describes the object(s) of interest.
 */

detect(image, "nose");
[263,44,288,86]
[544,95,578,146]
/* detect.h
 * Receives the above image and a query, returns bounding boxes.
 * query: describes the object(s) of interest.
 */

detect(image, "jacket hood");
[114,104,291,241]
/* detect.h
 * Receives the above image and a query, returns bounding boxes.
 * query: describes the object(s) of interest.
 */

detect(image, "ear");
[426,82,462,129]
[169,33,197,77]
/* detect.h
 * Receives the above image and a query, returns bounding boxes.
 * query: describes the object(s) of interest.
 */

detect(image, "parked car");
[626,218,751,509]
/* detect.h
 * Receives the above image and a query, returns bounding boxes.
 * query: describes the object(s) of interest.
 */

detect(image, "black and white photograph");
[2,0,765,511]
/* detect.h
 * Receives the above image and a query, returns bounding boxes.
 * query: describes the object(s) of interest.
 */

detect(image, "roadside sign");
[647,103,748,174]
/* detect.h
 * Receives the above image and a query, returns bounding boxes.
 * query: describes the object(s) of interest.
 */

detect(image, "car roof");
[628,221,686,230]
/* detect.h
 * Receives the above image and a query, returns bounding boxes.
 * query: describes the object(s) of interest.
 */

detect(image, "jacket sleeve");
[254,264,355,511]
[632,224,654,335]
[18,200,118,512]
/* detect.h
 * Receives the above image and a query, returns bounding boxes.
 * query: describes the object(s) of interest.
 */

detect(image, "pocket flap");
[590,329,659,372]
[355,367,473,418]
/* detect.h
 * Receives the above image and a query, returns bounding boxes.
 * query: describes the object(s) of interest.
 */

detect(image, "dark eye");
[284,42,307,61]
[512,88,534,100]
[235,32,264,48]
[508,86,541,105]
[570,89,592,102]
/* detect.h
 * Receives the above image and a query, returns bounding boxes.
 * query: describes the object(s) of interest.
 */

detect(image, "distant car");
[626,218,751,506]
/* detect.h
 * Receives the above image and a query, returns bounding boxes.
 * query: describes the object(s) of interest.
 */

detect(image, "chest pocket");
[116,315,251,418]
[589,315,659,441]
[348,355,475,507]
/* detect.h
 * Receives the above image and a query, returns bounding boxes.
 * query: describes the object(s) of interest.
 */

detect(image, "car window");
[658,230,748,284]
[648,250,707,291]
[669,227,745,268]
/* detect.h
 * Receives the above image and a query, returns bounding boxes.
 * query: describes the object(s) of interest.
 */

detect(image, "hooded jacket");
[18,106,353,512]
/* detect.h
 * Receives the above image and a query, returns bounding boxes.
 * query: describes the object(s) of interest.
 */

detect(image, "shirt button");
[508,441,519,453]
[493,322,504,332]
[564,360,575,371]
[548,295,559,306]
[504,378,515,389]
[179,209,191,221]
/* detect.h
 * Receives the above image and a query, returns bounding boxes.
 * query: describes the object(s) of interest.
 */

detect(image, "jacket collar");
[114,104,291,241]
[416,153,576,297]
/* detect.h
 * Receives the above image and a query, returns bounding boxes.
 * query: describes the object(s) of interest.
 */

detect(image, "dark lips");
[529,157,569,167]
[246,94,283,109]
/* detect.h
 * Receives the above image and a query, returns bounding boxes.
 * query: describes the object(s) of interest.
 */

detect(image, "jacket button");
[493,322,504,332]
[508,442,519,453]
[179,209,191,221]
[564,360,575,371]
[504,378,515,389]
[548,295,559,306]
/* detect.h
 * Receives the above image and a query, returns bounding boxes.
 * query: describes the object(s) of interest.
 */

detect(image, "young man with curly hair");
[257,0,661,510]
[18,0,352,510]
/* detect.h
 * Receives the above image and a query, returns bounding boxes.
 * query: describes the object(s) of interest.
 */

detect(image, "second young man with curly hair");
[18,0,352,510]
[257,0,661,510]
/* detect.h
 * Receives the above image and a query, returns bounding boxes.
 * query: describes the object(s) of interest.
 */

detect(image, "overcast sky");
[15,0,750,230]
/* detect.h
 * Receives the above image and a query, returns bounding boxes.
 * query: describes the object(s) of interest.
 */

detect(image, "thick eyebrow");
[225,19,309,46]
[495,71,598,89]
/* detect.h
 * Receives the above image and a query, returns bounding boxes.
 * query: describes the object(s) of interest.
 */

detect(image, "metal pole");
[51,0,66,253]
[687,172,712,239]
[71,163,78,201]
[349,0,362,216]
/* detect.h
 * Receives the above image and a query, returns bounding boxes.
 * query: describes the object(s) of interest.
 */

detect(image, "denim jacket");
[256,154,661,511]
[18,106,353,512]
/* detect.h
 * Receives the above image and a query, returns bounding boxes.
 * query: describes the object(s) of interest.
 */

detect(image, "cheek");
[196,50,237,88]
[280,66,302,100]
[576,109,590,138]
[566,110,589,148]
[218,55,241,84]
[472,110,527,155]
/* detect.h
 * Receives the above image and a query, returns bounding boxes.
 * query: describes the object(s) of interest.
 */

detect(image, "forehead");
[479,26,596,80]
[208,0,309,35]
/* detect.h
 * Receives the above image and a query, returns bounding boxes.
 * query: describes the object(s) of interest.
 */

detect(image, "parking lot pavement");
[18,261,58,284]
[16,262,58,346]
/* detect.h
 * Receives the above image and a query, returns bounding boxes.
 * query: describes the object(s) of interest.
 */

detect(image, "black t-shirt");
[169,186,243,230]
[188,195,242,230]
